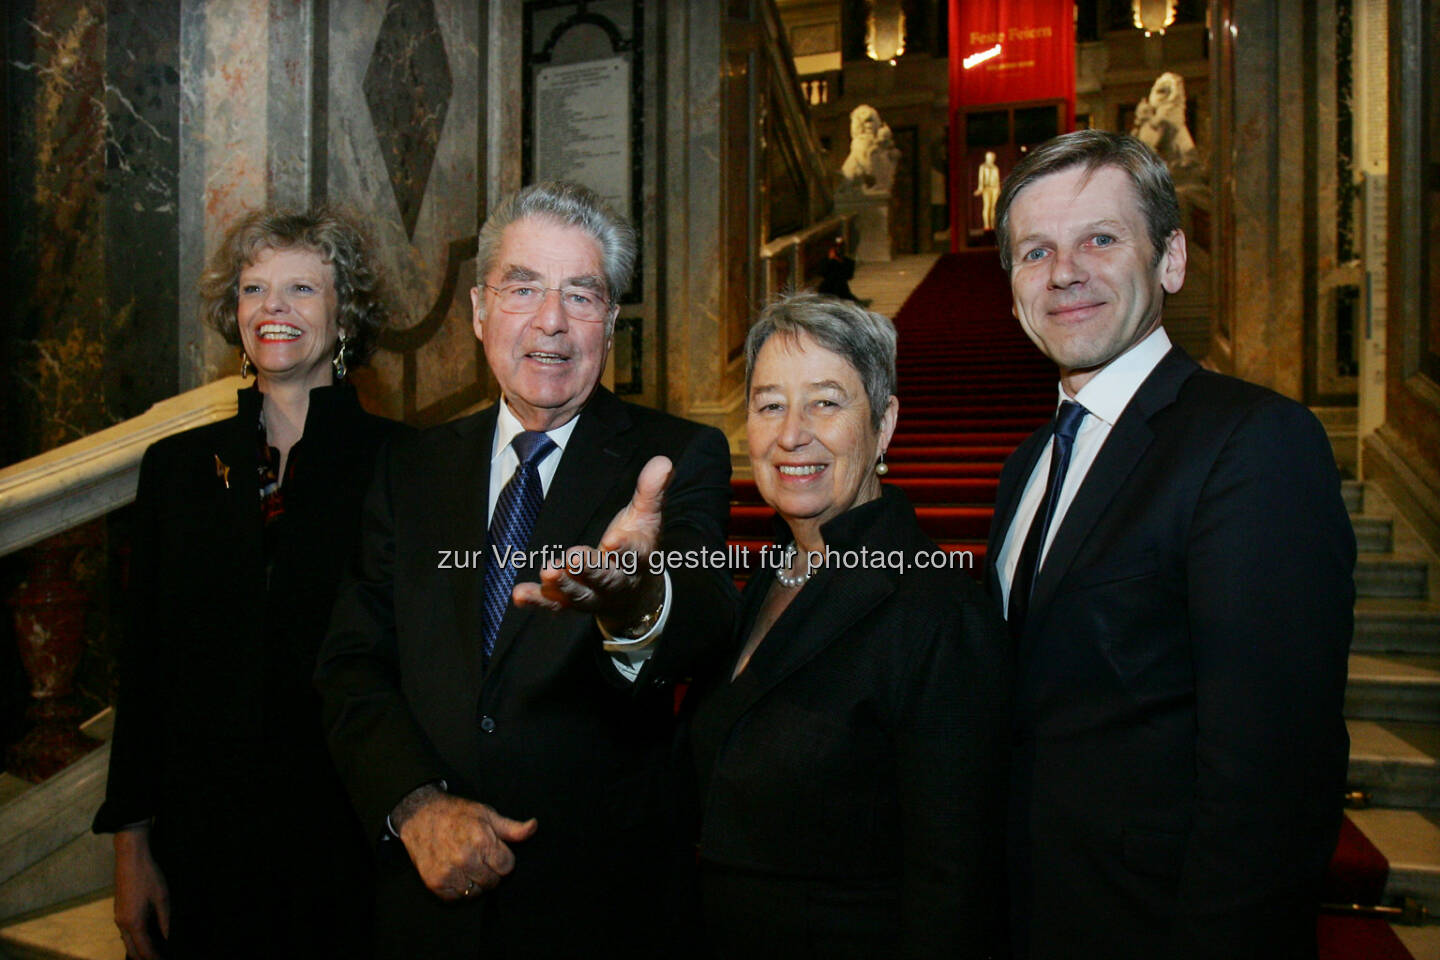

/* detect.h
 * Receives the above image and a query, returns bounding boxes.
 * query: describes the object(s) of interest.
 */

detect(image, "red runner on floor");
[1318,914,1414,960]
[885,252,1053,571]
[1320,816,1412,959]
[1326,815,1391,905]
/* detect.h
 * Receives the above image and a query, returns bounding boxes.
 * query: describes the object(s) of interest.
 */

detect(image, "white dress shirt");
[490,400,670,680]
[997,327,1173,613]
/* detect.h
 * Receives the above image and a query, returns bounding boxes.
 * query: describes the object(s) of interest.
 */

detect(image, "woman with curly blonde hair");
[95,207,408,959]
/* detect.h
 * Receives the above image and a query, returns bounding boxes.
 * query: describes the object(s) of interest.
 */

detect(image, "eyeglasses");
[483,282,613,324]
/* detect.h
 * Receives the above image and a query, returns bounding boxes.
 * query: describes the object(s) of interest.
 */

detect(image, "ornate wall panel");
[169,0,486,424]
[328,0,485,425]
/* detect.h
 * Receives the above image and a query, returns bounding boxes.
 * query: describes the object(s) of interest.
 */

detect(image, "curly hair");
[198,207,389,366]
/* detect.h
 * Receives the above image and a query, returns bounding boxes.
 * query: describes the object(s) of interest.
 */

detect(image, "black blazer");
[986,346,1354,959]
[316,386,736,959]
[687,487,1010,960]
[95,382,404,953]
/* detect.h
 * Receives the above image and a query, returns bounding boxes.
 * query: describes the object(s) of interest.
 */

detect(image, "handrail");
[758,213,855,301]
[759,213,854,260]
[0,376,247,557]
[758,0,833,221]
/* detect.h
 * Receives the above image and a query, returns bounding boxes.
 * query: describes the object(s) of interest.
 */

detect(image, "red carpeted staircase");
[724,252,1421,957]
[1319,818,1414,959]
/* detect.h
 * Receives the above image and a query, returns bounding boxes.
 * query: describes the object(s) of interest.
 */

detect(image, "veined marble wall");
[5,0,808,455]
[179,0,487,424]
[3,0,491,457]
[2,1,177,466]
[330,0,485,423]
[0,0,172,748]
[0,0,492,772]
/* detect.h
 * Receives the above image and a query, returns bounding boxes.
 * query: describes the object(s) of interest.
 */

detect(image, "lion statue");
[839,104,900,195]
[1131,72,1196,166]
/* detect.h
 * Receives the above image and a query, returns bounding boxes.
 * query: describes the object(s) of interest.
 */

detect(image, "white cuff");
[598,571,671,682]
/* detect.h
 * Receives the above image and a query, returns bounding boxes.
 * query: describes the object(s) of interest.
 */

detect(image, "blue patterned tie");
[481,430,557,662]
[1008,400,1088,638]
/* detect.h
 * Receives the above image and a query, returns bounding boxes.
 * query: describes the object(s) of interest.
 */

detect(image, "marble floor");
[0,894,122,960]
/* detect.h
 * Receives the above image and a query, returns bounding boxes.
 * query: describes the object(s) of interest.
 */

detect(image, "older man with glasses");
[317,180,736,959]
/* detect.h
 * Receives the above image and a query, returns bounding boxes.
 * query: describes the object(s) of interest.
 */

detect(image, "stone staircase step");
[76,710,112,745]
[0,776,31,810]
[0,894,120,960]
[1313,406,1359,480]
[1353,516,1397,554]
[1343,480,1365,514]
[1348,719,1440,810]
[1345,654,1440,724]
[1393,920,1440,959]
[1354,600,1440,656]
[1345,807,1440,915]
[1356,556,1431,600]
[0,746,112,924]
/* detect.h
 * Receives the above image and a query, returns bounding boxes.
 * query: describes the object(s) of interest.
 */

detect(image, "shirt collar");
[492,398,581,462]
[1061,326,1172,427]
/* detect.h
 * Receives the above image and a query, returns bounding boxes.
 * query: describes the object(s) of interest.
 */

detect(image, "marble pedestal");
[835,193,893,262]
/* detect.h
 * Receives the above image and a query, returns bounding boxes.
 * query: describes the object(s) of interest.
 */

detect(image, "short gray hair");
[995,129,1180,272]
[745,292,897,428]
[476,180,637,321]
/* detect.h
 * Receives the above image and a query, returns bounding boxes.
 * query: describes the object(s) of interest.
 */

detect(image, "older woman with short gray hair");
[684,291,1011,958]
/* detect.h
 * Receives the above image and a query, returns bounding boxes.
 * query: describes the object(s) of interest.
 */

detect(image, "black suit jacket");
[985,345,1354,959]
[96,383,404,956]
[316,386,735,959]
[687,487,1010,959]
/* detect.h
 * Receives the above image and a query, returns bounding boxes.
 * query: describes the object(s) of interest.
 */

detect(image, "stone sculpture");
[1131,71,1197,167]
[974,151,1001,231]
[839,104,901,196]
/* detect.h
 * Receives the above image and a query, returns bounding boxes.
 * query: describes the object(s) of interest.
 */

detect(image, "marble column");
[176,0,269,391]
[661,0,748,437]
[1208,0,1308,400]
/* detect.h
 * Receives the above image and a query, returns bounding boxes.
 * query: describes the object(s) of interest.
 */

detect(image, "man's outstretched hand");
[512,455,672,636]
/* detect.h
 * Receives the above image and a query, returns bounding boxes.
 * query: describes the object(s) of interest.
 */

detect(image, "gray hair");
[745,292,897,428]
[994,129,1180,272]
[475,180,636,329]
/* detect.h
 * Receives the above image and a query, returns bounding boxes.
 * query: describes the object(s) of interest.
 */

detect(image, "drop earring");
[875,452,889,476]
[332,331,349,380]
[240,351,254,379]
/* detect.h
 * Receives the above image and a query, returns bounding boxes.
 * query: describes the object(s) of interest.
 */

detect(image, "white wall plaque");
[533,57,631,214]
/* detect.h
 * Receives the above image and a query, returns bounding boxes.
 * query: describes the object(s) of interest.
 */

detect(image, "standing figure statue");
[974,151,1001,231]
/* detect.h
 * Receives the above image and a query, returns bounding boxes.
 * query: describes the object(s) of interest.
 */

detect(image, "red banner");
[948,0,1075,249]
[948,0,1075,112]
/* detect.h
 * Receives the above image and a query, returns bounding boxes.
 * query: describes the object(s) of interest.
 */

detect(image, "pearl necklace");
[773,543,813,589]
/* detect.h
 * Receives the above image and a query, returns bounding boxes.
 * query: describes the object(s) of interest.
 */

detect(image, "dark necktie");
[480,430,557,662]
[1007,400,1088,638]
